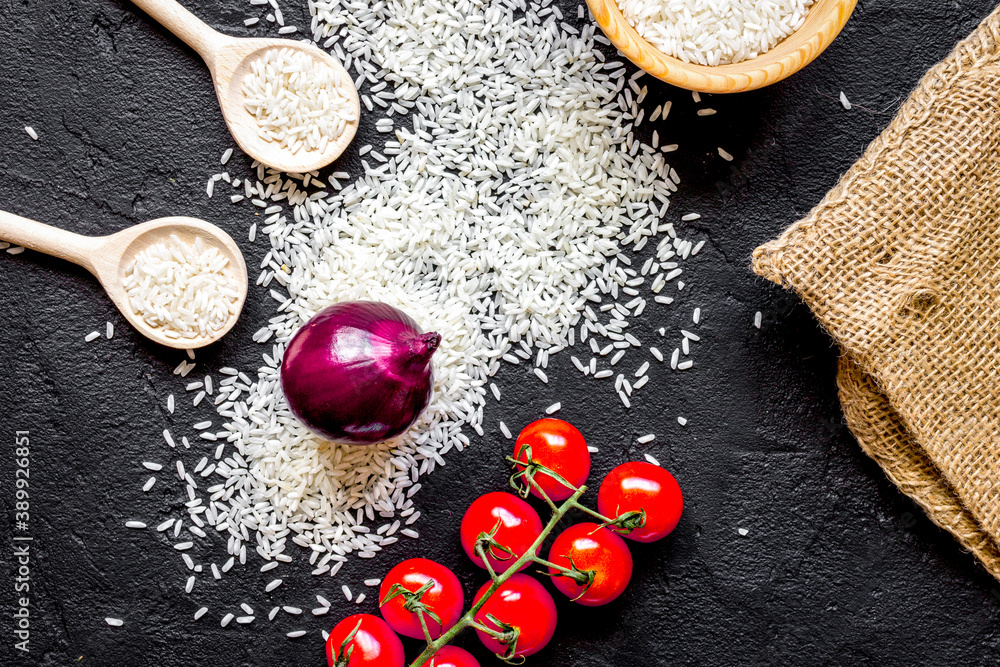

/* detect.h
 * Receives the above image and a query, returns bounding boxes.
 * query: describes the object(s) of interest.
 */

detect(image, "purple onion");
[280,301,440,445]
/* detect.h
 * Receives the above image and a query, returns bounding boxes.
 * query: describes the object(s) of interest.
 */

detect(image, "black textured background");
[3,0,1000,665]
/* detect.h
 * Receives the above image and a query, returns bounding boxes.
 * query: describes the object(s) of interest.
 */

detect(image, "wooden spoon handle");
[129,0,223,61]
[0,210,101,273]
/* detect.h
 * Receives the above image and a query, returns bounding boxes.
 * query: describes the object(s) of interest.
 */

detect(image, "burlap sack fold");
[837,356,1000,577]
[753,6,1000,578]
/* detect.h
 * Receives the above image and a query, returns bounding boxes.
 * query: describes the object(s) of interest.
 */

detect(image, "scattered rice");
[24,126,38,140]
[840,91,852,110]
[644,453,661,466]
[105,617,123,627]
[545,402,561,415]
[129,0,714,624]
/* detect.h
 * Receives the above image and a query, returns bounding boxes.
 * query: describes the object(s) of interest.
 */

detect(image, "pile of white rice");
[128,0,714,625]
[123,236,240,339]
[616,0,815,66]
[198,0,703,569]
[242,47,357,153]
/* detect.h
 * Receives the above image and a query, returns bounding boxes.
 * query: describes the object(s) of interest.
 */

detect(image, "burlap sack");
[753,7,1000,578]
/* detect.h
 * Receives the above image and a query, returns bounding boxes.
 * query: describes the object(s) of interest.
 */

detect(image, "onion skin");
[280,301,440,445]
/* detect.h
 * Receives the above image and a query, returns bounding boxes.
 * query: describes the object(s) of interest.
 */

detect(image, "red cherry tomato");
[378,558,464,640]
[597,461,683,543]
[428,645,481,667]
[547,522,633,606]
[325,614,404,667]
[472,574,557,659]
[513,419,590,501]
[460,492,544,574]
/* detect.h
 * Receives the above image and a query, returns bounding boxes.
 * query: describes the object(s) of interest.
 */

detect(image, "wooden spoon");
[130,0,360,173]
[0,211,248,349]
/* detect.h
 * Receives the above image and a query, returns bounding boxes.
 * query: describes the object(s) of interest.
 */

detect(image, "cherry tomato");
[547,522,633,606]
[379,558,464,640]
[472,574,557,659]
[325,614,404,667]
[513,419,590,501]
[428,645,481,667]
[598,461,683,543]
[461,492,544,574]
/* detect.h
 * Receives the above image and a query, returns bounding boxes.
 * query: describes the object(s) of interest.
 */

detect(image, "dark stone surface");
[2,0,1000,665]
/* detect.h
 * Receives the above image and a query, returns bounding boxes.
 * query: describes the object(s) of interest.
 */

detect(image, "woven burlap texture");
[753,6,1000,578]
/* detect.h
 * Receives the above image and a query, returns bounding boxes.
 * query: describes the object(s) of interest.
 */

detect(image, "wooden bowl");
[585,0,858,93]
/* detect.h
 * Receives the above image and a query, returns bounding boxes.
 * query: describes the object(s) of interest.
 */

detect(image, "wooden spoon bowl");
[0,211,248,349]
[214,39,361,174]
[585,0,858,93]
[130,0,360,173]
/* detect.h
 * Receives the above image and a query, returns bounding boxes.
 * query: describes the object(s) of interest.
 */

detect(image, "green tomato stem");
[408,485,588,667]
[467,618,508,639]
[527,553,592,585]
[416,608,435,646]
[475,540,503,583]
[569,500,617,524]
